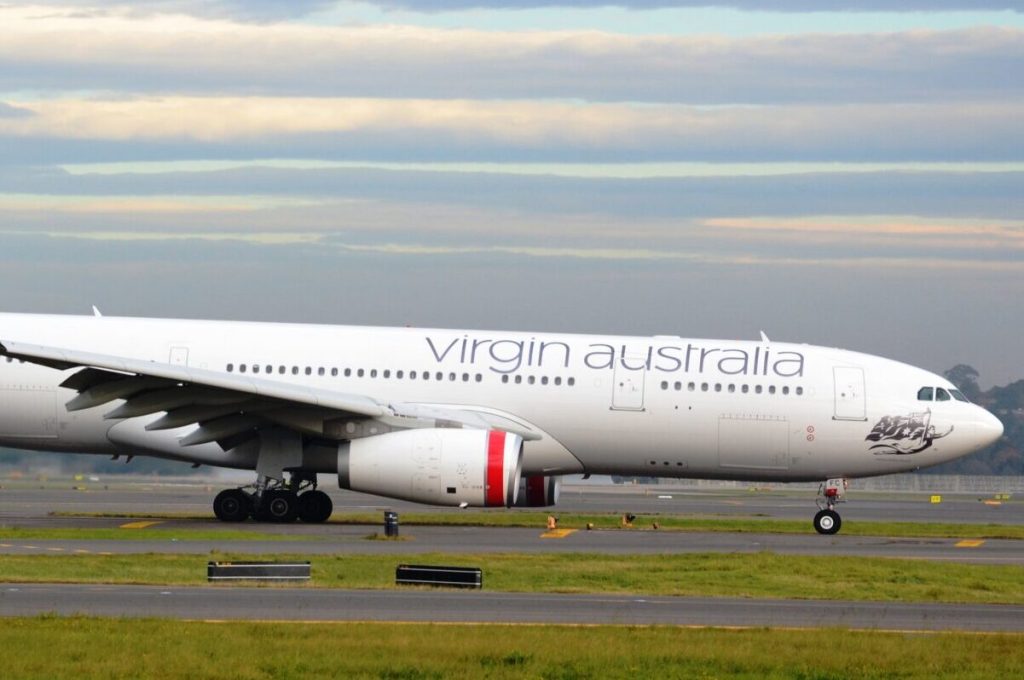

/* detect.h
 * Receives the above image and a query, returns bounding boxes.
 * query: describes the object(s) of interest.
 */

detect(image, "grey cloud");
[0,102,33,119]
[372,1,1022,10]
[3,165,1024,220]
[3,27,1021,104]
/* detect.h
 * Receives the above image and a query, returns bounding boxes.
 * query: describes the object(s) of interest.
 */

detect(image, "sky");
[0,1,1022,387]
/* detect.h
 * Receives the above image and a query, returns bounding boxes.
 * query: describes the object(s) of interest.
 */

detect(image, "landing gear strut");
[813,478,847,535]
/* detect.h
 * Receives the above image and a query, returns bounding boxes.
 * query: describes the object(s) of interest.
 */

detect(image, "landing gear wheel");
[298,490,333,523]
[213,489,252,522]
[256,489,299,523]
[813,509,842,535]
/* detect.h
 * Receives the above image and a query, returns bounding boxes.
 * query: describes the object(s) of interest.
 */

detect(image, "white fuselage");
[0,313,1004,483]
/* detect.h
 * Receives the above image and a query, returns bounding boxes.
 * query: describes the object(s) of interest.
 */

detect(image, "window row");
[226,363,484,383]
[500,374,576,387]
[660,380,804,396]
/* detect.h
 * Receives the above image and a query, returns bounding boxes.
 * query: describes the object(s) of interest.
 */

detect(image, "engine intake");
[337,428,523,507]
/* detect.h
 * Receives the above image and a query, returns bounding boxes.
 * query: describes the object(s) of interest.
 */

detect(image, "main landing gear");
[813,478,848,535]
[212,477,333,524]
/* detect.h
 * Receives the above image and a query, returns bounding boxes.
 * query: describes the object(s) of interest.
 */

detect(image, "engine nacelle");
[337,428,523,507]
[516,475,560,507]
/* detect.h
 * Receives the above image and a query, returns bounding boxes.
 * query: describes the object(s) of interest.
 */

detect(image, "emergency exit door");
[833,366,866,421]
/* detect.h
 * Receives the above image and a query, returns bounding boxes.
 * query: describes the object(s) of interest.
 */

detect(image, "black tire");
[813,509,842,535]
[298,490,333,523]
[213,489,252,522]
[258,489,299,523]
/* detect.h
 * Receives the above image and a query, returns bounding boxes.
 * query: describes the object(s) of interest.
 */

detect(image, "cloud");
[0,102,34,119]
[371,1,1022,9]
[3,165,1024,220]
[1,97,1022,163]
[1,8,1022,104]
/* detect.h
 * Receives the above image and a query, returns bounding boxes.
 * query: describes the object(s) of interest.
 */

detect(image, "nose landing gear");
[813,478,847,535]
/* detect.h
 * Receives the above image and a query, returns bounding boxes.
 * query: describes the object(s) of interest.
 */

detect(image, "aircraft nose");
[975,407,1004,448]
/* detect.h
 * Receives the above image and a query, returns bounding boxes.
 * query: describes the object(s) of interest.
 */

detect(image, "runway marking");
[98,552,113,556]
[120,520,162,529]
[0,544,11,548]
[955,539,986,548]
[45,547,64,552]
[540,529,577,539]
[73,549,91,554]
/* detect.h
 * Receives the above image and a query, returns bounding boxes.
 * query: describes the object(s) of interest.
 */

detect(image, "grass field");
[3,551,1023,604]
[0,617,1021,679]
[48,510,1024,539]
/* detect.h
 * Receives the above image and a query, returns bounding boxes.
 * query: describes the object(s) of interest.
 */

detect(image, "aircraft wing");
[0,340,540,449]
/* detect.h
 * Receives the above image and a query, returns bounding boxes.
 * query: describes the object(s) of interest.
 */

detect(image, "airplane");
[0,312,1003,534]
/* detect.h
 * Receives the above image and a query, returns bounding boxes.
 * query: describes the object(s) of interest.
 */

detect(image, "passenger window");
[554,377,562,386]
[568,377,575,386]
[768,385,776,395]
[728,384,735,393]
[661,381,668,390]
[701,383,708,392]
[370,369,378,378]
[331,368,338,377]
[528,376,536,385]
[227,363,234,373]
[318,367,326,376]
[515,375,522,384]
[502,375,509,384]
[239,364,247,373]
[253,365,260,374]
[796,387,804,396]
[917,387,934,401]
[292,366,299,375]
[950,389,969,402]
[755,385,763,394]
[741,385,749,394]
[397,370,404,379]
[936,387,951,401]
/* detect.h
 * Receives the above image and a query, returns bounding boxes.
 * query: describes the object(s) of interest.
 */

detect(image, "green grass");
[0,527,311,541]
[50,510,1024,539]
[3,551,1024,604]
[0,617,1021,679]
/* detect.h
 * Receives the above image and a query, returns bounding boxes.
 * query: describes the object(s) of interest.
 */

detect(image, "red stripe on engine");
[485,430,506,507]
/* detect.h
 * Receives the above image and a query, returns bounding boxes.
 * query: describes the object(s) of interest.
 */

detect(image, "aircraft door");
[611,354,646,411]
[833,366,866,421]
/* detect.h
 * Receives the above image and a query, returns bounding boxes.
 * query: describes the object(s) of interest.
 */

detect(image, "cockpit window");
[935,387,951,401]
[949,389,970,403]
[917,386,934,401]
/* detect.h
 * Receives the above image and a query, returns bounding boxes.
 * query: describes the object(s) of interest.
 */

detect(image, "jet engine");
[516,475,560,507]
[337,428,523,507]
